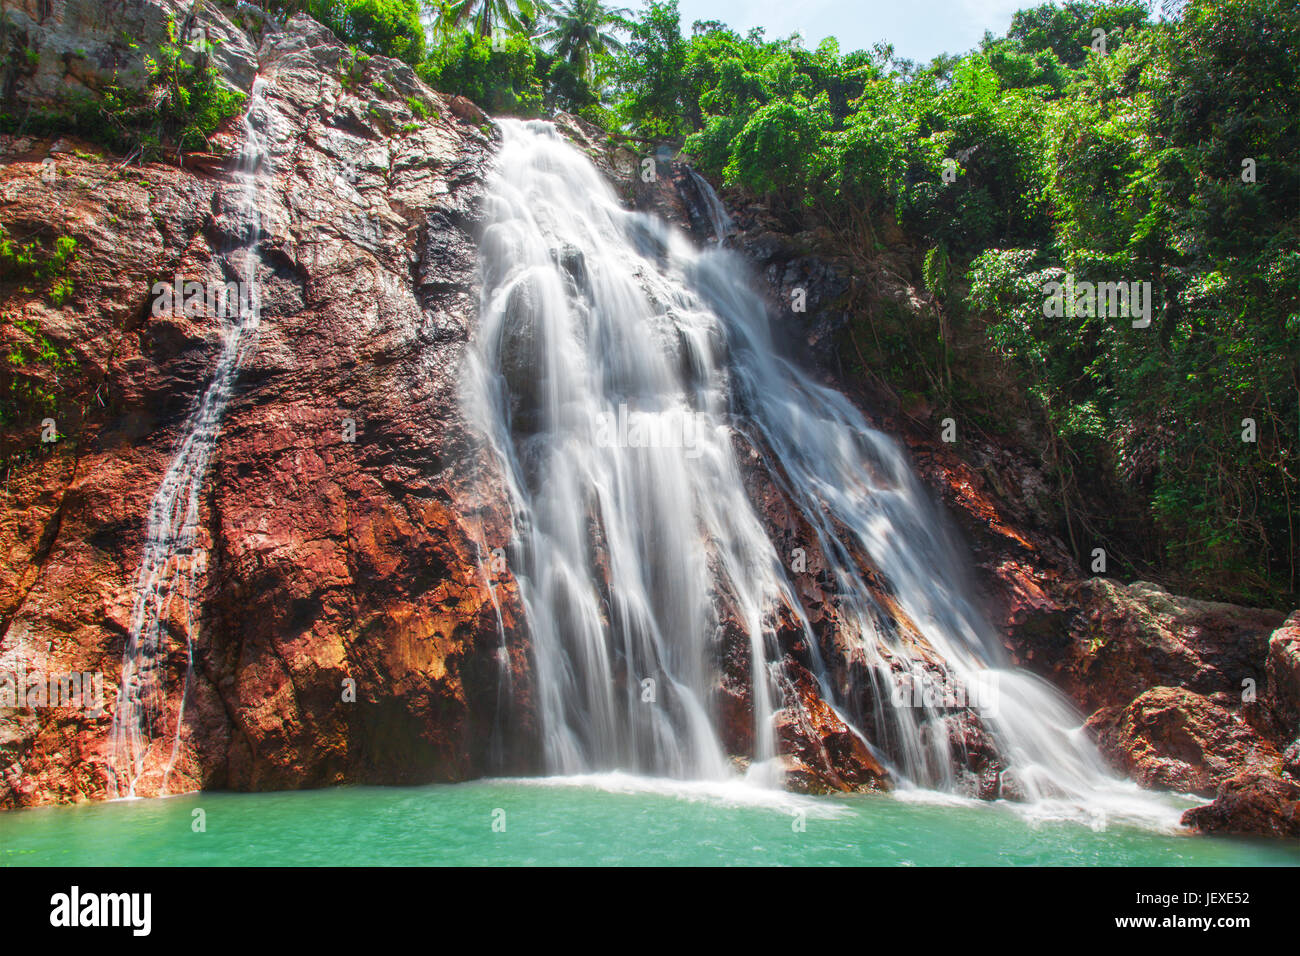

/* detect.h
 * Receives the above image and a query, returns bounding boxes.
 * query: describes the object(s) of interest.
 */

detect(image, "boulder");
[1263,611,1300,740]
[1086,687,1280,797]
[1181,772,1300,838]
[1058,580,1284,715]
[774,664,890,794]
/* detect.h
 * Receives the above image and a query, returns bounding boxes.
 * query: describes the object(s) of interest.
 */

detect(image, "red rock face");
[1085,687,1280,797]
[774,661,890,794]
[0,15,538,807]
[1263,612,1300,743]
[1181,773,1300,839]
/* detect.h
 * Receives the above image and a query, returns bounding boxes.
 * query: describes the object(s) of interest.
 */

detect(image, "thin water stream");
[107,77,273,798]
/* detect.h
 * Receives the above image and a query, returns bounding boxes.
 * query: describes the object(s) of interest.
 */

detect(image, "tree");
[431,0,546,38]
[308,0,427,63]
[611,0,688,138]
[536,0,629,82]
[1000,1,1146,67]
[418,30,544,114]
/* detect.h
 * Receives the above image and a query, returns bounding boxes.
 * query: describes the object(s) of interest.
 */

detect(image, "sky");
[667,0,1041,63]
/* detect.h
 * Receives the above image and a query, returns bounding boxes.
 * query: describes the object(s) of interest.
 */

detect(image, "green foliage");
[923,244,951,301]
[0,231,78,299]
[308,0,427,63]
[138,17,249,154]
[604,0,1297,603]
[431,0,545,38]
[418,1,626,122]
[610,0,688,138]
[418,31,543,115]
[406,94,432,118]
[1,229,79,446]
[997,0,1148,67]
[721,97,828,201]
[1,14,245,161]
[340,49,370,89]
[537,0,628,83]
[957,2,1299,602]
[539,54,595,113]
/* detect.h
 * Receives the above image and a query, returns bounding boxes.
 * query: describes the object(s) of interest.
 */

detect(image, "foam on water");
[497,771,850,817]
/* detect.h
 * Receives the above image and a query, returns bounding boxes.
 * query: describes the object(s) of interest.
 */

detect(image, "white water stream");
[107,78,272,798]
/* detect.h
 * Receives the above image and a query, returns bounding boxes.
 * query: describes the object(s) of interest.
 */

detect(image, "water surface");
[2,776,1294,866]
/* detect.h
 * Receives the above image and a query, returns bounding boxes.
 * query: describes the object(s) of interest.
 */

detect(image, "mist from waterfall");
[466,119,1179,828]
[107,78,272,798]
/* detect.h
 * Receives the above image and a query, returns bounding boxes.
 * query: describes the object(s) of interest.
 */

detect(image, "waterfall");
[466,119,1175,826]
[685,167,734,245]
[106,78,272,798]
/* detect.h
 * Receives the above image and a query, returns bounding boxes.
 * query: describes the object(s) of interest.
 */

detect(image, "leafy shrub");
[418,32,543,117]
[307,0,426,64]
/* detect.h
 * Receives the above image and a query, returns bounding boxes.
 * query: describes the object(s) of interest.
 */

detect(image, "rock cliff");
[1,5,536,806]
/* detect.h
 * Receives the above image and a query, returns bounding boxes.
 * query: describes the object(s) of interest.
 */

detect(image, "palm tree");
[536,0,628,82]
[428,0,546,39]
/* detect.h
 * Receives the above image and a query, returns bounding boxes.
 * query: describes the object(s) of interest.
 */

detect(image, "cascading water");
[107,78,273,798]
[467,119,1178,827]
[685,167,734,245]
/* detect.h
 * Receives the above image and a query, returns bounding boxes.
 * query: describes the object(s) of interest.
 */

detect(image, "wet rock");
[496,278,545,433]
[1086,687,1280,797]
[1060,580,1284,715]
[555,243,588,295]
[712,603,755,759]
[1181,772,1300,838]
[1283,740,1300,780]
[1263,611,1300,741]
[774,662,890,794]
[942,710,1018,800]
[418,212,477,293]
